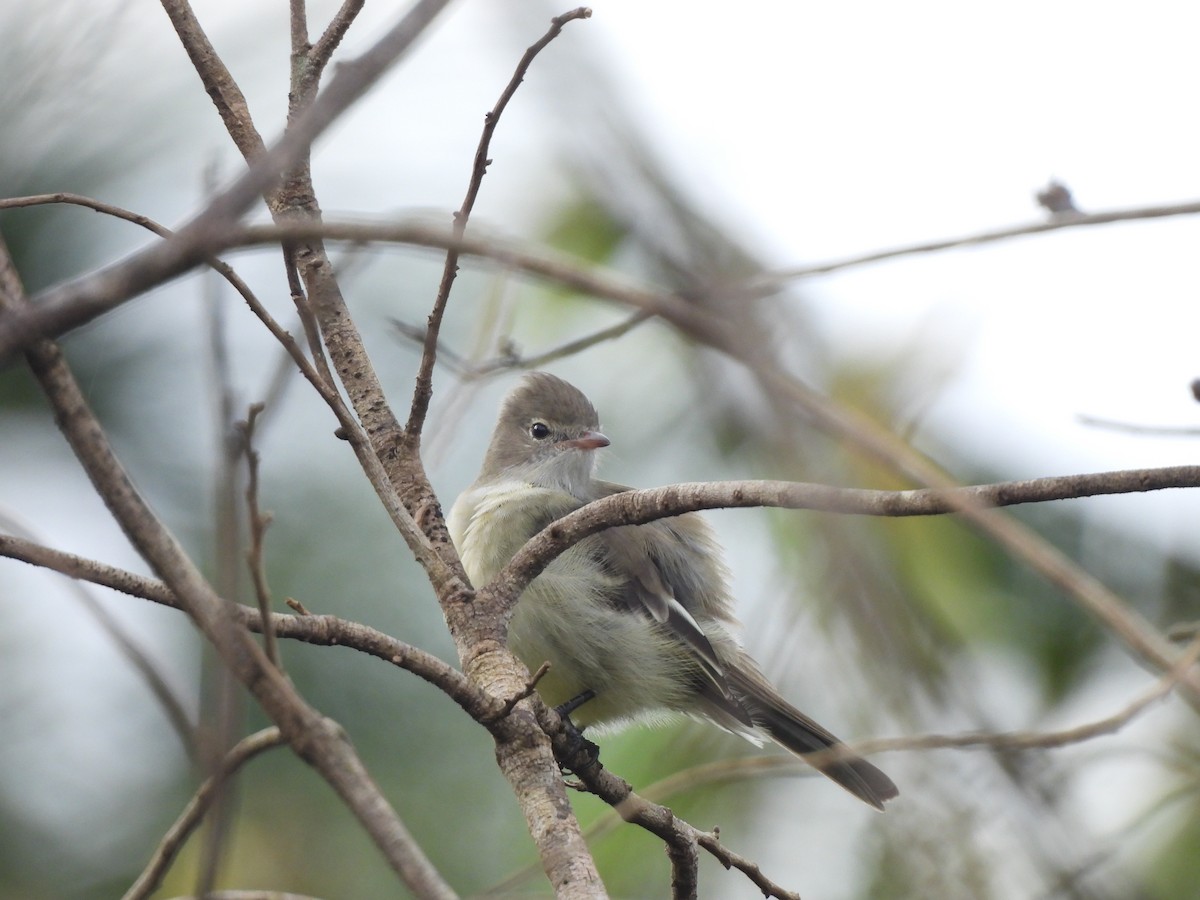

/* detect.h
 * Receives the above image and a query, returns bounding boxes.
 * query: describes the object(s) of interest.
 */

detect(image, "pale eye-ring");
[529,422,551,440]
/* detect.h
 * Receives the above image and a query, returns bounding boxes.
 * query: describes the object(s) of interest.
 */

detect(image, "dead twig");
[405,6,593,438]
[122,728,287,900]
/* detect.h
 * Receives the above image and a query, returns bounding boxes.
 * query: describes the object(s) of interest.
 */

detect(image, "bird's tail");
[726,665,898,811]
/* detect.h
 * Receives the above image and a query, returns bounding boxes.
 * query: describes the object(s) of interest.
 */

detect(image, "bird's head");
[479,372,610,494]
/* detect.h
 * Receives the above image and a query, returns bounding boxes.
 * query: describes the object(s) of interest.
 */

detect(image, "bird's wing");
[596,526,725,675]
[582,483,742,714]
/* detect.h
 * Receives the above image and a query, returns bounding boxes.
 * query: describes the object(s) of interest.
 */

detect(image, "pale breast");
[448,480,571,587]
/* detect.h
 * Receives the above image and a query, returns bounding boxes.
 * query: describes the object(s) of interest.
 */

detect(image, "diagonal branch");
[0,236,456,900]
[538,706,800,900]
[122,728,287,900]
[0,514,198,756]
[0,532,492,718]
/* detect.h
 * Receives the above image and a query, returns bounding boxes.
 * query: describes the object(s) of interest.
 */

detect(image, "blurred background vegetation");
[2,2,1199,898]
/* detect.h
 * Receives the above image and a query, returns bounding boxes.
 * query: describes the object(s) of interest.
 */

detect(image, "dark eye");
[529,422,550,440]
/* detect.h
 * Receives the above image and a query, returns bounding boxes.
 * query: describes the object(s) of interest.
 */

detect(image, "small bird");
[447,372,898,810]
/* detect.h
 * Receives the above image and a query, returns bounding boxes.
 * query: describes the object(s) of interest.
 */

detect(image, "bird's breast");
[448,480,560,587]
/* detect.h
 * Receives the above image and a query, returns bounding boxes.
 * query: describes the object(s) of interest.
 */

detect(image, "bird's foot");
[554,690,600,777]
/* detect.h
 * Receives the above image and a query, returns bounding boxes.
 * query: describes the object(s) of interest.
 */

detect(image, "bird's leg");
[553,689,600,775]
[555,688,596,720]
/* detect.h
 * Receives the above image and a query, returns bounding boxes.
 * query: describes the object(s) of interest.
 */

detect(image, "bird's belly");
[509,567,694,730]
[449,484,695,729]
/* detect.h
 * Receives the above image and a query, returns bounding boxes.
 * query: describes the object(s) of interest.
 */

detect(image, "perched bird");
[447,372,898,810]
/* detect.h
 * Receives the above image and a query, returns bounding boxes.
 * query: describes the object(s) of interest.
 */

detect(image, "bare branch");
[538,704,799,900]
[0,192,176,233]
[0,513,198,756]
[694,832,800,900]
[0,532,492,718]
[391,310,653,377]
[1077,414,1200,437]
[495,463,1200,596]
[234,217,710,330]
[0,192,338,401]
[0,205,463,599]
[310,1,366,75]
[493,465,1200,706]
[0,236,457,900]
[754,196,1200,284]
[159,0,268,161]
[239,403,279,667]
[123,728,287,900]
[715,359,1200,737]
[289,0,308,59]
[405,7,593,438]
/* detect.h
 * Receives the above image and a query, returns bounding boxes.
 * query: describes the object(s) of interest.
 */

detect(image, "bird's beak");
[560,430,610,451]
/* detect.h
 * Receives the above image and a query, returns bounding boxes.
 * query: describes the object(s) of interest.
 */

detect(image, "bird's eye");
[529,422,551,440]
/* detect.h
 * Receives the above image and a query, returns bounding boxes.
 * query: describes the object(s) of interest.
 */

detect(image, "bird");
[447,371,898,810]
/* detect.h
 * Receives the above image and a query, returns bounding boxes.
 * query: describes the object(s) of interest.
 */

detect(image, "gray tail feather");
[726,666,898,811]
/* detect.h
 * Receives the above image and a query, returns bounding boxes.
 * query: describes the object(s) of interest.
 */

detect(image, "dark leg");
[553,689,600,775]
[554,688,596,720]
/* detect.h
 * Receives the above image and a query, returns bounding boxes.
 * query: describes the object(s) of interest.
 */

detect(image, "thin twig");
[483,661,552,723]
[0,512,198,756]
[240,403,279,667]
[537,703,800,900]
[754,197,1200,285]
[391,309,653,377]
[232,216,708,334]
[695,832,800,900]
[1077,414,1200,437]
[122,728,287,900]
[405,6,593,438]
